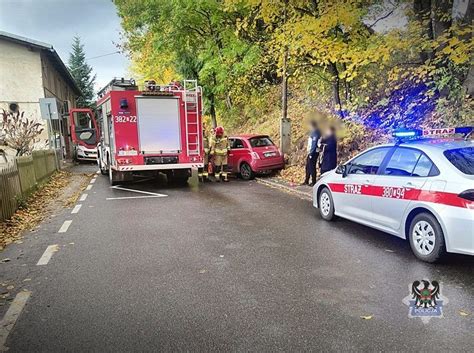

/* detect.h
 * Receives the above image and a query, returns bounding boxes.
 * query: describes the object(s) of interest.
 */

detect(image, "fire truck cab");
[96,78,204,185]
[69,108,99,162]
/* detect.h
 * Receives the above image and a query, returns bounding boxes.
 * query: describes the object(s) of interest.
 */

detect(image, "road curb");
[256,178,312,201]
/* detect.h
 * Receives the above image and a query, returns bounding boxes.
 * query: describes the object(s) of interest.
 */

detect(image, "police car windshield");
[444,147,474,175]
[249,137,273,148]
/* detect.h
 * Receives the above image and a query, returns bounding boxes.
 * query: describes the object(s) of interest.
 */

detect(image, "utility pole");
[280,0,291,155]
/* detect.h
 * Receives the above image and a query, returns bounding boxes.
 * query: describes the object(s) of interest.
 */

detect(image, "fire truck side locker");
[136,96,181,154]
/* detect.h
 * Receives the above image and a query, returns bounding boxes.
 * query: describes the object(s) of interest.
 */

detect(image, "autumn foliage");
[114,0,473,165]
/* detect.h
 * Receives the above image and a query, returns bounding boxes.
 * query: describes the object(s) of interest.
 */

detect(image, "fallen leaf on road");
[384,249,395,253]
[6,285,14,290]
[199,269,207,274]
[458,310,470,316]
[23,278,31,282]
[0,258,11,263]
[360,315,373,320]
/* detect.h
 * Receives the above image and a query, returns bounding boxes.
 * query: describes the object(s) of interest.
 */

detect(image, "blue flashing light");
[392,129,420,138]
[454,126,473,135]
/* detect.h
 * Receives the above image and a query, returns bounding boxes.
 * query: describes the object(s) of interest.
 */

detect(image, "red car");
[228,134,285,180]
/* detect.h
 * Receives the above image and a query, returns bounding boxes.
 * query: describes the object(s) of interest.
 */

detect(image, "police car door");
[371,147,431,232]
[338,147,391,221]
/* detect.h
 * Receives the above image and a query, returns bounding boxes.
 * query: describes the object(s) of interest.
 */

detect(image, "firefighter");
[198,123,212,181]
[210,126,230,182]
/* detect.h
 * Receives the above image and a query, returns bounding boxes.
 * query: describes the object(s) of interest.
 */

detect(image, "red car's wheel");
[240,162,254,180]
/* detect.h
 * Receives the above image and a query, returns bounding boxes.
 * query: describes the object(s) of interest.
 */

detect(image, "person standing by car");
[319,125,337,175]
[210,126,230,182]
[302,120,321,186]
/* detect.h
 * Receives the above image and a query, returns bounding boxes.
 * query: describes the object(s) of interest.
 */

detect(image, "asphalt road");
[1,165,473,352]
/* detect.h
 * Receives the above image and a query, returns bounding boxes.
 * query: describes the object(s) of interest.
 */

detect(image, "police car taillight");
[458,189,474,202]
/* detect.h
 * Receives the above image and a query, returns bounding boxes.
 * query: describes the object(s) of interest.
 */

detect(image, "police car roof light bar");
[393,126,473,144]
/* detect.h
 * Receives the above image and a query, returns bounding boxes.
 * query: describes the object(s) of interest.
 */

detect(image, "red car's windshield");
[249,136,274,148]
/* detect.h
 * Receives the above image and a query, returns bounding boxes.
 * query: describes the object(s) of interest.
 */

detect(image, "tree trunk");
[462,66,474,97]
[459,0,473,96]
[279,0,291,155]
[432,0,453,39]
[413,0,434,62]
[209,72,218,128]
[209,92,217,128]
[328,62,343,116]
[281,53,288,125]
[342,63,351,102]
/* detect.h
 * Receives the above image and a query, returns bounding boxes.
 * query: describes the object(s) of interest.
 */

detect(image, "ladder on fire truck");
[183,80,201,157]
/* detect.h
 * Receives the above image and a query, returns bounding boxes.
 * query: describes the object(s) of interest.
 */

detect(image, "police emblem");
[402,280,448,323]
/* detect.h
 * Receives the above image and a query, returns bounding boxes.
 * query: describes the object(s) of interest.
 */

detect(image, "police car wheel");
[409,213,445,263]
[319,187,335,221]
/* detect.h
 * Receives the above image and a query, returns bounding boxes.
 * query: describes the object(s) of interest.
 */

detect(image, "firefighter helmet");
[215,126,224,137]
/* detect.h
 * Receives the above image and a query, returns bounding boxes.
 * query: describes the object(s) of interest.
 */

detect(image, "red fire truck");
[68,108,99,162]
[96,78,204,185]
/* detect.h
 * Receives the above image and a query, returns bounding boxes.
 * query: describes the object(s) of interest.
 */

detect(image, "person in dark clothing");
[319,126,338,175]
[302,120,321,186]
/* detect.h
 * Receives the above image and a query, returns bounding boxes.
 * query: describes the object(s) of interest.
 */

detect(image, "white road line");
[36,244,59,265]
[58,220,72,233]
[79,194,88,201]
[110,185,167,197]
[71,204,82,214]
[86,185,93,191]
[106,195,166,201]
[0,290,31,350]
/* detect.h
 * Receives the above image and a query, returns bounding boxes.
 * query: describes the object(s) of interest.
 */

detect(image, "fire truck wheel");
[173,177,189,186]
[100,161,108,175]
[109,168,119,186]
[240,162,254,180]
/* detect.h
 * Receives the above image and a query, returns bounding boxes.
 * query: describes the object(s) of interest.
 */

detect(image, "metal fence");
[0,149,61,221]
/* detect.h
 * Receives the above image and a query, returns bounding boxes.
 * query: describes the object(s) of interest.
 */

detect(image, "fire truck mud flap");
[109,168,133,186]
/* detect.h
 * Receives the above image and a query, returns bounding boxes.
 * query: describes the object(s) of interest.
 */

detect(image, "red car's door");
[228,138,249,173]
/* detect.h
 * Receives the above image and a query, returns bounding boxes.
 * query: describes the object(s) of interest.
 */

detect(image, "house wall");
[0,39,44,121]
[0,38,78,161]
[40,52,77,107]
[40,52,77,158]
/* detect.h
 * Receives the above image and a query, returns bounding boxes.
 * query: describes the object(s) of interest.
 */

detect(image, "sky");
[0,0,130,92]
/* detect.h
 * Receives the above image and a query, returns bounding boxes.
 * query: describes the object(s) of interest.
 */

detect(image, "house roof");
[0,31,82,96]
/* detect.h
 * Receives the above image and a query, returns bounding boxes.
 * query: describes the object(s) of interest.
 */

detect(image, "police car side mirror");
[336,164,348,178]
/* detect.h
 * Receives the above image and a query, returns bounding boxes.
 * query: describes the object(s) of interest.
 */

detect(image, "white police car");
[313,127,473,262]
